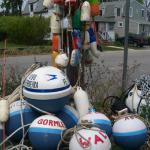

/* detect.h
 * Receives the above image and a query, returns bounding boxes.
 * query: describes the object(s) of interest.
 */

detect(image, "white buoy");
[113,115,148,149]
[81,1,91,21]
[23,66,72,112]
[43,0,53,8]
[0,123,3,143]
[69,127,111,150]
[74,87,90,117]
[70,49,80,66]
[51,13,61,34]
[55,53,69,67]
[125,85,146,113]
[0,100,9,122]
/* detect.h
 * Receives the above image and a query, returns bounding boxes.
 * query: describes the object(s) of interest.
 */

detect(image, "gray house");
[95,0,150,41]
[22,0,52,17]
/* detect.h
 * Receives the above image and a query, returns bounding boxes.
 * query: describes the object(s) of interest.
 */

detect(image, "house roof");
[94,16,115,23]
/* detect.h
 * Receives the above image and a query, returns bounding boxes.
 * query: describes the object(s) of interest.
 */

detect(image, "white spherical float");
[69,127,111,150]
[28,115,66,150]
[6,100,39,142]
[23,66,72,113]
[126,86,146,113]
[0,123,3,143]
[79,110,112,137]
[56,105,79,128]
[112,115,148,149]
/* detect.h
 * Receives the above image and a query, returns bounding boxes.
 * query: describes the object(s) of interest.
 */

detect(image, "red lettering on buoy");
[53,121,60,127]
[60,122,65,128]
[99,132,107,139]
[43,119,48,125]
[79,137,91,148]
[95,135,104,144]
[48,120,53,126]
[37,119,43,124]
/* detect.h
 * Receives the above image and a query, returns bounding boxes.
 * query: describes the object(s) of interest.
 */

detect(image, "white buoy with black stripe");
[23,66,72,112]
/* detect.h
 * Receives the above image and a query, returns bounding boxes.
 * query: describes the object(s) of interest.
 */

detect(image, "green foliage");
[0,16,50,45]
[136,0,144,4]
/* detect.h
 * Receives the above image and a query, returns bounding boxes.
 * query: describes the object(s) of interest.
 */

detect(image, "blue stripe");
[10,109,33,117]
[64,108,78,123]
[113,128,147,136]
[23,85,70,93]
[94,119,111,126]
[29,127,63,134]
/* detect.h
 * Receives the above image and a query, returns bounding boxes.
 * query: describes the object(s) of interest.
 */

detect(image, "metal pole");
[122,0,130,92]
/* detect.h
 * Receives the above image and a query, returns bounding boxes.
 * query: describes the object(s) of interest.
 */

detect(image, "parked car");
[117,33,148,47]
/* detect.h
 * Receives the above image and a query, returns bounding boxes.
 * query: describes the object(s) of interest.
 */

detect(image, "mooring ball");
[6,100,39,142]
[28,115,66,150]
[69,127,111,150]
[56,105,79,128]
[79,111,112,137]
[23,66,72,113]
[112,116,148,149]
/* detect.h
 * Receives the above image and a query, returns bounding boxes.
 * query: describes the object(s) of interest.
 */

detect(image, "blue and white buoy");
[56,105,79,128]
[79,110,112,137]
[28,115,66,150]
[23,66,72,113]
[6,100,39,142]
[113,115,148,149]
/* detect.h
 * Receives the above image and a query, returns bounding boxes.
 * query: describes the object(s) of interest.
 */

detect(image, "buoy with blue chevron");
[23,66,72,113]
[6,100,39,142]
[112,114,148,150]
[28,114,66,150]
[79,109,112,137]
[56,105,79,128]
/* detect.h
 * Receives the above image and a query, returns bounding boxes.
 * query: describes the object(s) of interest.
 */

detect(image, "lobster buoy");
[23,66,72,112]
[69,127,111,150]
[51,50,59,67]
[90,4,99,16]
[113,115,148,149]
[51,13,61,34]
[43,0,53,8]
[28,115,66,150]
[72,8,81,30]
[74,87,90,117]
[55,53,69,67]
[87,27,101,58]
[0,123,3,143]
[6,100,39,142]
[56,105,79,128]
[52,34,61,52]
[0,100,9,122]
[61,17,69,29]
[72,29,82,49]
[79,111,112,137]
[70,49,80,66]
[53,0,63,5]
[125,85,146,113]
[81,1,91,21]
[65,0,76,6]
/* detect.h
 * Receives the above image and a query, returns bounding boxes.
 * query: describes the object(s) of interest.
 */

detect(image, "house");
[95,0,150,41]
[22,0,52,17]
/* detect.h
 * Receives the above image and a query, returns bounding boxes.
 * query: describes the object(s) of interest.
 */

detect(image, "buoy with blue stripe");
[23,66,72,113]
[69,127,111,150]
[0,123,3,143]
[112,115,148,149]
[56,105,79,128]
[6,100,39,142]
[28,115,66,150]
[79,109,112,137]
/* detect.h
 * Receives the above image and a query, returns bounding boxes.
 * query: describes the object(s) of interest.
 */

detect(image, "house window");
[129,7,133,17]
[141,9,144,17]
[114,8,121,17]
[30,4,33,12]
[101,8,105,16]
[109,23,114,31]
[118,21,123,27]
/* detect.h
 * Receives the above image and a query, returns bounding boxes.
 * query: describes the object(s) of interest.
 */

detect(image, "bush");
[0,16,50,45]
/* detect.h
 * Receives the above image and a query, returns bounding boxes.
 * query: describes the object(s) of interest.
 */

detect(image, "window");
[129,7,133,17]
[101,8,105,16]
[30,4,33,12]
[109,23,114,31]
[114,8,121,17]
[141,9,144,17]
[118,21,123,27]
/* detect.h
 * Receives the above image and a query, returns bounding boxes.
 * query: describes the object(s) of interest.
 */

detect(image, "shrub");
[0,16,50,45]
